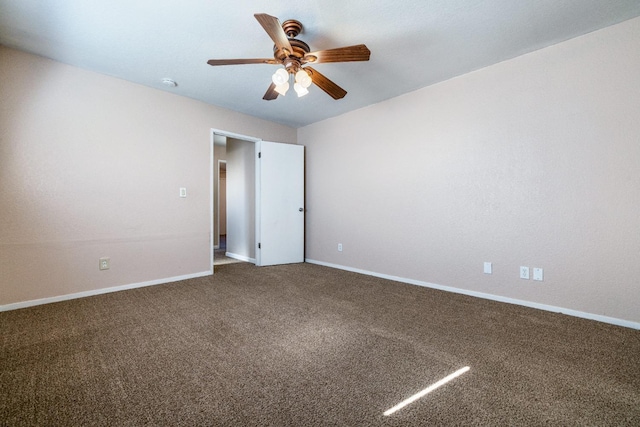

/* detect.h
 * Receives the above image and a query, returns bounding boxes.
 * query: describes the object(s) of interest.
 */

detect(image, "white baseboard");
[305,258,640,330]
[225,252,256,264]
[0,270,213,312]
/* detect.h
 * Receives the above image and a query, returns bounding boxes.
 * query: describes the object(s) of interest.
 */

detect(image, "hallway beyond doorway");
[214,235,244,266]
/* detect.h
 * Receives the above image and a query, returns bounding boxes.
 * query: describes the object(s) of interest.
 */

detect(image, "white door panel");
[257,141,304,266]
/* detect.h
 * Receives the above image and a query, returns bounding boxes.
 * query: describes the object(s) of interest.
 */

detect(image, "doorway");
[212,130,259,267]
[210,129,305,269]
[217,160,226,250]
[214,159,240,266]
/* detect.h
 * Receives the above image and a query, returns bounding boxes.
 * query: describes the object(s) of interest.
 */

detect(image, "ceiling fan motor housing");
[274,39,310,71]
[273,20,311,73]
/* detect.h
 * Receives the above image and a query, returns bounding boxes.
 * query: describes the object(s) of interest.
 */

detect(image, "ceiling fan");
[207,13,371,100]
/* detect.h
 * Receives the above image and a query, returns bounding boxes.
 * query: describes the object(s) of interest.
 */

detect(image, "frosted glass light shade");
[272,68,289,85]
[274,81,290,96]
[294,82,309,97]
[295,69,312,88]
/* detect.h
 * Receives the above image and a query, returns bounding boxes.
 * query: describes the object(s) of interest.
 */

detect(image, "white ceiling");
[1,0,640,128]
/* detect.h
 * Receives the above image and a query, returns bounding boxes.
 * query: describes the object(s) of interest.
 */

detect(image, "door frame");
[254,140,262,266]
[210,129,261,271]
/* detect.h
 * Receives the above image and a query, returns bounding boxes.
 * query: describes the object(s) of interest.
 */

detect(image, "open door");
[256,141,304,266]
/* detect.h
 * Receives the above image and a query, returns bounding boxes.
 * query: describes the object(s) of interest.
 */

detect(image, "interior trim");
[0,271,212,312]
[305,259,640,330]
[225,252,256,264]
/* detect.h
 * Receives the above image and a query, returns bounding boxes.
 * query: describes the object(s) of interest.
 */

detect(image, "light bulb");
[295,69,312,88]
[294,82,309,97]
[272,68,289,86]
[274,81,290,96]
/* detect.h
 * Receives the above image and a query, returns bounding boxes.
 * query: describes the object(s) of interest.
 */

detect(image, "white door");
[256,141,304,266]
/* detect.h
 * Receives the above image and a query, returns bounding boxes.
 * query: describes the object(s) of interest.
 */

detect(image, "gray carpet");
[1,262,639,426]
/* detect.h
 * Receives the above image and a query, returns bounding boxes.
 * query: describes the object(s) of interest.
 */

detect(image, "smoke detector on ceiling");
[162,78,177,87]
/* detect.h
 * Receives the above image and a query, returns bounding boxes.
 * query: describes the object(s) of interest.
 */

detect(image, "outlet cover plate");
[533,268,544,281]
[99,257,110,270]
[520,266,530,279]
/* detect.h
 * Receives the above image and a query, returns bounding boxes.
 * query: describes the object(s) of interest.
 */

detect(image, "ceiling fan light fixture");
[207,14,370,101]
[274,81,290,96]
[295,69,312,88]
[294,82,309,97]
[272,68,289,86]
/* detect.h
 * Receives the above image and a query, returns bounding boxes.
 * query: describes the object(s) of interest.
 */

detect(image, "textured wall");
[0,46,295,306]
[300,17,640,323]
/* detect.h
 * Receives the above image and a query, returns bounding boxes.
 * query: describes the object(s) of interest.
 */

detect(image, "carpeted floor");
[1,262,639,426]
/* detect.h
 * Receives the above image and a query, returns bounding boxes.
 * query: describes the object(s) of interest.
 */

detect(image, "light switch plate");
[484,262,492,274]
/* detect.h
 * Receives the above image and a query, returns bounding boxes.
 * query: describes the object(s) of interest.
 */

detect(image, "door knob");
[299,208,303,212]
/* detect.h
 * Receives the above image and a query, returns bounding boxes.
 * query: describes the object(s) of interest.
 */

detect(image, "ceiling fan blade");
[207,58,278,66]
[254,13,293,55]
[303,44,370,64]
[263,83,279,100]
[305,67,347,100]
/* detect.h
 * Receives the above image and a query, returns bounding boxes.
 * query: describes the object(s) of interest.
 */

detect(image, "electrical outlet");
[337,243,343,252]
[99,257,110,270]
[484,262,492,274]
[179,187,187,198]
[520,266,529,280]
[533,268,544,281]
